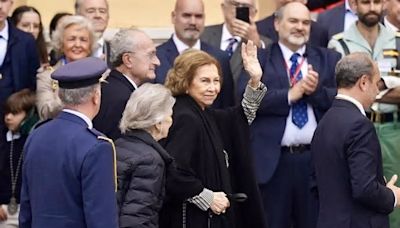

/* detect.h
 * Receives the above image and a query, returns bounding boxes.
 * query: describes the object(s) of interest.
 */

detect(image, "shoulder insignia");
[383,49,399,57]
[97,135,118,193]
[396,31,400,38]
[332,32,344,40]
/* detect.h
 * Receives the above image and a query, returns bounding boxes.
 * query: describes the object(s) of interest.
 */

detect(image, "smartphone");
[236,6,250,23]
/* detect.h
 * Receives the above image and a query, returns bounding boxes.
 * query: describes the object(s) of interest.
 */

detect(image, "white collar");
[0,20,9,41]
[6,130,20,142]
[221,23,242,43]
[97,37,104,47]
[122,73,138,89]
[345,0,355,14]
[384,16,399,32]
[336,93,366,116]
[62,109,93,129]
[278,42,306,62]
[172,34,201,54]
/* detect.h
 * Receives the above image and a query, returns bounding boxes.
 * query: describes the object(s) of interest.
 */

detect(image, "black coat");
[93,69,135,140]
[159,95,267,228]
[116,129,173,228]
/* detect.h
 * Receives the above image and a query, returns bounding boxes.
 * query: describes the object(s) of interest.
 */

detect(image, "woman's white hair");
[51,15,97,57]
[119,83,176,134]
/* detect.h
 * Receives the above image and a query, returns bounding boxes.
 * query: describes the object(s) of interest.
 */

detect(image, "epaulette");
[396,31,400,38]
[87,127,103,137]
[332,32,344,40]
[94,131,117,192]
[33,119,52,129]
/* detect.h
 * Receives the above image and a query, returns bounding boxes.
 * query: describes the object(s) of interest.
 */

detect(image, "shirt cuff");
[187,188,214,211]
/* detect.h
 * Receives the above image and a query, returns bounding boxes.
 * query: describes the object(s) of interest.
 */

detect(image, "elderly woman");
[116,83,175,228]
[160,42,267,228]
[36,15,96,120]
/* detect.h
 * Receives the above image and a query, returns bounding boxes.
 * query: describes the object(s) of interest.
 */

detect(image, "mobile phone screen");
[236,7,250,23]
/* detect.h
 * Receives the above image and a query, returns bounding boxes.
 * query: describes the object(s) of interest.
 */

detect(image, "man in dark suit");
[19,57,118,228]
[155,0,235,108]
[311,52,400,228]
[256,0,329,47]
[93,29,160,140]
[317,0,358,40]
[248,2,341,228]
[201,0,271,99]
[75,0,111,65]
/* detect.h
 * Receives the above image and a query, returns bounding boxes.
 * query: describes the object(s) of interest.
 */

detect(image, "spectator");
[93,28,160,140]
[384,0,400,32]
[160,43,267,228]
[36,15,97,120]
[0,89,37,228]
[116,83,175,228]
[11,6,49,67]
[48,12,72,66]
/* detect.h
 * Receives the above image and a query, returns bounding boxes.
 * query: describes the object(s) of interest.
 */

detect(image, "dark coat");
[155,38,235,107]
[159,95,267,228]
[93,69,135,140]
[311,99,394,228]
[256,14,329,48]
[116,129,173,228]
[0,19,39,120]
[243,43,340,184]
[317,3,346,40]
[19,112,118,228]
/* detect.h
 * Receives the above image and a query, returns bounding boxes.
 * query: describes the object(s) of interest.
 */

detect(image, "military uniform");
[329,23,400,227]
[19,58,118,228]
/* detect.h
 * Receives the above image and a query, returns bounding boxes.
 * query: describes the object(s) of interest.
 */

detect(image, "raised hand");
[241,40,262,88]
[302,64,319,95]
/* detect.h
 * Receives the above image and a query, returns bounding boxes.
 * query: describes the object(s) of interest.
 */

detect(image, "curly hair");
[165,49,222,96]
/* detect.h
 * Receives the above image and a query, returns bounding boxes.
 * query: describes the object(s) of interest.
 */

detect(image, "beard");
[359,12,382,27]
[287,33,310,47]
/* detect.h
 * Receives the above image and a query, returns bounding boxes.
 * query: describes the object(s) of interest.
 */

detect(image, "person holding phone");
[201,0,272,99]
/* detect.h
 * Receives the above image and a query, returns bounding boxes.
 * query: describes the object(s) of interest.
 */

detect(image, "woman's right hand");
[210,192,230,215]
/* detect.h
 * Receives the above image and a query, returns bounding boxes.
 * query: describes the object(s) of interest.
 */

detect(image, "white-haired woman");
[116,83,175,228]
[36,15,97,120]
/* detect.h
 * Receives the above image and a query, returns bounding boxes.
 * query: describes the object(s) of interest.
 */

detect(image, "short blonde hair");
[119,83,175,134]
[165,49,222,96]
[51,15,97,57]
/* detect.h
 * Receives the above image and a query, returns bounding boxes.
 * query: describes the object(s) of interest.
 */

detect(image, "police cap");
[51,57,107,89]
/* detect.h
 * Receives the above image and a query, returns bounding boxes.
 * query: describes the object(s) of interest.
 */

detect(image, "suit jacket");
[311,99,394,228]
[155,37,235,108]
[317,3,346,40]
[200,23,272,99]
[93,69,135,140]
[248,43,340,184]
[20,112,118,228]
[0,19,39,115]
[256,14,329,48]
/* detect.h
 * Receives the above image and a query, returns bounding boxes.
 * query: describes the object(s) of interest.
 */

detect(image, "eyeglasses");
[125,51,157,61]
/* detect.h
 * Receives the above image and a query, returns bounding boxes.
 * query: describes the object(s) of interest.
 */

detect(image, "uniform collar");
[62,109,93,129]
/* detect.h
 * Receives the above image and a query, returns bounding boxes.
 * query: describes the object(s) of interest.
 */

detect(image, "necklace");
[8,137,23,215]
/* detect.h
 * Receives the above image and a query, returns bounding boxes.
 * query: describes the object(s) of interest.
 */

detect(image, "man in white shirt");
[75,0,110,64]
[384,0,400,32]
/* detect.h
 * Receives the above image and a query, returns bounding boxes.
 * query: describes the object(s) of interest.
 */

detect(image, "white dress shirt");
[93,37,105,58]
[63,109,93,129]
[220,24,242,52]
[344,0,358,31]
[384,16,399,32]
[0,20,9,67]
[336,93,366,116]
[279,43,318,146]
[172,34,201,54]
[122,73,138,90]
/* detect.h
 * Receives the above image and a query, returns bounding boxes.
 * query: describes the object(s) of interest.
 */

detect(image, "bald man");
[155,0,235,108]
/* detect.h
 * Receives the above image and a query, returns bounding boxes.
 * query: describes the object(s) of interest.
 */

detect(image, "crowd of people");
[1,0,400,227]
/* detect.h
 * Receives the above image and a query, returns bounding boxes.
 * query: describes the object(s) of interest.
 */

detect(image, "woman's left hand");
[241,40,262,88]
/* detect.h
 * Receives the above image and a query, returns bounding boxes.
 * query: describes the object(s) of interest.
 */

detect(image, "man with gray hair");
[93,28,160,140]
[19,57,118,228]
[75,0,110,63]
[311,52,400,228]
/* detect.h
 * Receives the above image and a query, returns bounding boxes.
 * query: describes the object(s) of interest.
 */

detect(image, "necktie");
[290,53,308,129]
[225,38,237,57]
